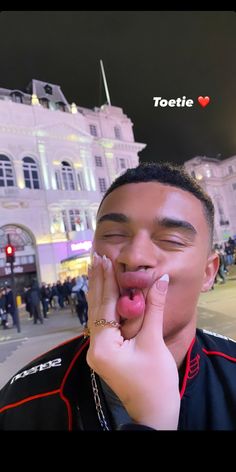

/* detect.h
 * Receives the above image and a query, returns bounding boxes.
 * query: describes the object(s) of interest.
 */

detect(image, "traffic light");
[5,244,15,263]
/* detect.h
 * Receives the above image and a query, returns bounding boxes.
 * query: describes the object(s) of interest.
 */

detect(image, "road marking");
[0,337,28,344]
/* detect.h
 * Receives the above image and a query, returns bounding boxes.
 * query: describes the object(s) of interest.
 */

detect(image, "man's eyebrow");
[97,213,130,225]
[156,217,197,235]
[96,213,197,236]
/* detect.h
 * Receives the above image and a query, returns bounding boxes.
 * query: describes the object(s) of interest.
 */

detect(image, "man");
[1,161,236,430]
[72,275,88,327]
[5,285,17,327]
[29,281,43,325]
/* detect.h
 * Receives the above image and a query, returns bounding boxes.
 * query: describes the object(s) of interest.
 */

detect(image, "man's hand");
[86,253,180,430]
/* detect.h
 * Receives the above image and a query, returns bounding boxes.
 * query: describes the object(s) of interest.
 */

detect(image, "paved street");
[0,307,83,387]
[198,278,236,338]
[0,265,236,389]
[0,307,82,362]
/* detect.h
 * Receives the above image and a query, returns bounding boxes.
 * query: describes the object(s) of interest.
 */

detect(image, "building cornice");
[98,138,146,153]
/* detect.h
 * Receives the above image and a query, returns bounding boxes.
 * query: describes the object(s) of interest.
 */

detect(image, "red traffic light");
[5,244,15,263]
[6,245,14,255]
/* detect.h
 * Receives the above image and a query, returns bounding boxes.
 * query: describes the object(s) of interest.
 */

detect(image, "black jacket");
[1,328,236,430]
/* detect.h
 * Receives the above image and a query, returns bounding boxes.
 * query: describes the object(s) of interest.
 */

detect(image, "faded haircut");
[97,161,215,249]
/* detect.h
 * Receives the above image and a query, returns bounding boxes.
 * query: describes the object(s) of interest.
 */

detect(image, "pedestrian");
[4,285,17,327]
[30,281,43,324]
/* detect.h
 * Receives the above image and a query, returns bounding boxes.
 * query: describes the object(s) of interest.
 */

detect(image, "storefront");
[0,263,37,293]
[59,239,92,281]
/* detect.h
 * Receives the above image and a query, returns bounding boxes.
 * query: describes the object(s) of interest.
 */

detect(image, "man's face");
[94,182,218,340]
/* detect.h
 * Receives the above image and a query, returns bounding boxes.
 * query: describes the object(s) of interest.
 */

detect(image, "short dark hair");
[98,161,215,247]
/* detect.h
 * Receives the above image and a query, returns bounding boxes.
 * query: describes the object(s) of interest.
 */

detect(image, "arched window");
[56,101,66,112]
[39,97,49,109]
[0,155,15,187]
[22,157,40,189]
[61,161,75,190]
[10,91,23,104]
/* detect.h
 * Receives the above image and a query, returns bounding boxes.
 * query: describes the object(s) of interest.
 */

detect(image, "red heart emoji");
[198,96,210,108]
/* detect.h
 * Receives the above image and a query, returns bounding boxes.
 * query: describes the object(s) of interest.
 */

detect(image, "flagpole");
[100,59,111,105]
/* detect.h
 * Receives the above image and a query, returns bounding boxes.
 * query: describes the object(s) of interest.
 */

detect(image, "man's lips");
[118,271,154,294]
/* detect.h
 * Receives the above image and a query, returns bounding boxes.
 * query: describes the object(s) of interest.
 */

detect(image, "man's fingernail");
[156,273,169,292]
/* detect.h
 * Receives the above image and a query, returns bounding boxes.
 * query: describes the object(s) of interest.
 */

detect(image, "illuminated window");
[23,157,40,189]
[69,209,82,231]
[62,210,69,232]
[98,177,107,193]
[0,155,15,187]
[85,210,91,229]
[196,173,203,181]
[61,161,76,190]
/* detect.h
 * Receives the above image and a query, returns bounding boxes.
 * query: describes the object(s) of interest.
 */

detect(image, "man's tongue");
[117,271,151,320]
[117,288,145,319]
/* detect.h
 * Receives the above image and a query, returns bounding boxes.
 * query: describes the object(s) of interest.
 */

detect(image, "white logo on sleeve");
[10,358,62,384]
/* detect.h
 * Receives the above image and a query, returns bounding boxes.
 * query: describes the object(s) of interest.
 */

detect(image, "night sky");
[0,10,236,165]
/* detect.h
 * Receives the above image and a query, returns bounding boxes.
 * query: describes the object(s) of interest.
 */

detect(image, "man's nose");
[117,233,157,270]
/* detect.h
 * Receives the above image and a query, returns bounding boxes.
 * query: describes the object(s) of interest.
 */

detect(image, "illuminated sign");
[71,240,92,252]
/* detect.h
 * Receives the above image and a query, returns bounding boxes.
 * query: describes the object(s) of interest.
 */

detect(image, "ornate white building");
[0,79,145,290]
[184,155,236,244]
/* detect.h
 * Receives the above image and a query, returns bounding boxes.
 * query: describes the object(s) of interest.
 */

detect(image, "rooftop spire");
[100,59,111,106]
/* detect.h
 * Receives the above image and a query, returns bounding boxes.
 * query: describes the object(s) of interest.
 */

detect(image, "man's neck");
[165,319,196,369]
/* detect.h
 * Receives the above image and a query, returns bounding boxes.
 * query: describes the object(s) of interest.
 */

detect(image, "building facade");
[0,79,145,290]
[184,155,236,244]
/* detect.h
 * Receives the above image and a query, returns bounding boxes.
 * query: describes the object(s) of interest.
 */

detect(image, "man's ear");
[201,252,219,292]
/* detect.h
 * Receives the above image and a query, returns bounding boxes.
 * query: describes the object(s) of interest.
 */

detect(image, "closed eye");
[159,240,185,246]
[103,234,127,238]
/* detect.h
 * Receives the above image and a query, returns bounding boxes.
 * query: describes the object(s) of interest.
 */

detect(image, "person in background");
[23,285,33,320]
[80,274,88,327]
[40,283,50,319]
[0,288,8,329]
[30,281,43,325]
[215,247,226,284]
[72,275,88,327]
[5,285,17,327]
